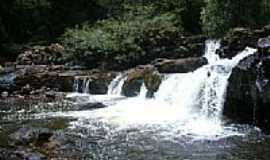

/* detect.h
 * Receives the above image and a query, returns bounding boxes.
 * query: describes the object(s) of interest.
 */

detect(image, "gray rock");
[258,36,270,49]
[1,91,8,98]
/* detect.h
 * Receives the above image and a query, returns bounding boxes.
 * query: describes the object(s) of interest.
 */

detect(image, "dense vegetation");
[1,0,270,61]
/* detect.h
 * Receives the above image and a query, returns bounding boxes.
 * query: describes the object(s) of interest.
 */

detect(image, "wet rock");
[88,73,116,94]
[10,127,52,146]
[224,53,270,131]
[65,93,90,103]
[223,54,258,123]
[152,57,207,73]
[0,72,16,92]
[1,91,8,98]
[122,65,162,97]
[76,102,106,111]
[258,36,270,49]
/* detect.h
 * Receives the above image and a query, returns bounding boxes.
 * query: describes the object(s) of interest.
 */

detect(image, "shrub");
[60,11,182,68]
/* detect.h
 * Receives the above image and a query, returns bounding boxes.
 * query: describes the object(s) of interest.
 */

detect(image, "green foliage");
[260,0,270,24]
[201,0,270,37]
[61,12,182,66]
[201,0,230,37]
[0,0,107,43]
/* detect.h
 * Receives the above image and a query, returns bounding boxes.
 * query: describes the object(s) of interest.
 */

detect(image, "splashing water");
[47,40,257,139]
[107,73,127,96]
[73,76,91,93]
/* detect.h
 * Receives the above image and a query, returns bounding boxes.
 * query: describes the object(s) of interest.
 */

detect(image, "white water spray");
[107,74,127,96]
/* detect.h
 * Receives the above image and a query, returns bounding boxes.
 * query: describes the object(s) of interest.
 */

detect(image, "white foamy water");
[107,73,127,96]
[43,40,257,139]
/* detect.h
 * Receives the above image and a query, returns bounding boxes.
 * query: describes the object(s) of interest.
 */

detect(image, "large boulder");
[122,65,162,97]
[152,57,207,73]
[223,54,258,123]
[223,51,270,131]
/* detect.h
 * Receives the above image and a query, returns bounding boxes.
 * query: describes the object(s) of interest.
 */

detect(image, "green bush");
[201,0,270,37]
[60,11,182,68]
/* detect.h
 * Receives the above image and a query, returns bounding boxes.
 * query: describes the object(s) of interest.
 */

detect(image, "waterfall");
[73,76,91,94]
[107,74,127,96]
[73,77,80,93]
[57,40,257,138]
[154,40,256,123]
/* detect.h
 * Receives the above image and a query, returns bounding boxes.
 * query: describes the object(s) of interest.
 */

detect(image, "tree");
[201,0,267,37]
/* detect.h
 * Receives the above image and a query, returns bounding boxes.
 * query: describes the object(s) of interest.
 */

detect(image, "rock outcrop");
[122,65,162,97]
[152,57,207,73]
[221,25,270,58]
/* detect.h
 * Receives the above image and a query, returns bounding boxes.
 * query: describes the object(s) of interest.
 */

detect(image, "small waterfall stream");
[73,76,91,94]
[107,73,127,96]
[53,40,257,139]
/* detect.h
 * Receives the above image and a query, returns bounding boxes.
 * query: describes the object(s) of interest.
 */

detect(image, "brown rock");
[152,57,207,73]
[122,65,162,97]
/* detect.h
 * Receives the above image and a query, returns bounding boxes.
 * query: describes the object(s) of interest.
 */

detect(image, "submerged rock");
[152,57,207,73]
[258,36,270,49]
[76,102,106,111]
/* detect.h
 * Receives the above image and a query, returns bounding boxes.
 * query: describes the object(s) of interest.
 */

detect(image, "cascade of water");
[154,41,256,123]
[73,77,80,93]
[82,78,91,93]
[139,83,147,98]
[58,40,257,138]
[204,40,221,64]
[107,74,127,96]
[72,77,91,94]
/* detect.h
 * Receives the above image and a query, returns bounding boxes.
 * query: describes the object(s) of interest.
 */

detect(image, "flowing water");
[4,40,270,159]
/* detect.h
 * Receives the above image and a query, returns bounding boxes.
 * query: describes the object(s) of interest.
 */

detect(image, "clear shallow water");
[62,120,269,160]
